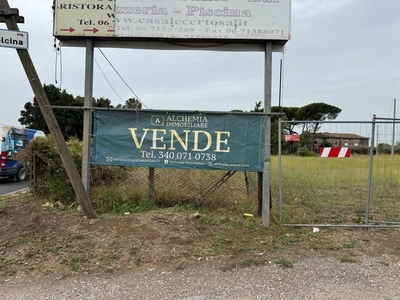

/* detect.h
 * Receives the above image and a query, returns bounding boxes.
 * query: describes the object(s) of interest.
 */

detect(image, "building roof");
[314,132,369,140]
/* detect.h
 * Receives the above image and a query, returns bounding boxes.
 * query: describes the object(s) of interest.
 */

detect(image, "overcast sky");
[1,0,399,135]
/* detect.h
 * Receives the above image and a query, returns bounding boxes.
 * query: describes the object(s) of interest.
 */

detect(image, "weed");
[129,246,139,255]
[0,256,25,269]
[340,257,358,263]
[275,259,294,268]
[217,216,233,225]
[70,263,80,272]
[134,258,142,267]
[238,259,266,268]
[104,253,118,260]
[70,255,88,263]
[6,269,16,276]
[220,263,236,272]
[0,203,6,213]
[342,242,356,249]
[328,245,341,251]
[390,247,400,256]
[193,223,205,231]
[220,259,266,272]
[352,215,365,224]
[281,236,292,246]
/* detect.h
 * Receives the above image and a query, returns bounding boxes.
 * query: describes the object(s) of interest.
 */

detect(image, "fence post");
[278,118,283,222]
[366,115,376,225]
[148,167,155,202]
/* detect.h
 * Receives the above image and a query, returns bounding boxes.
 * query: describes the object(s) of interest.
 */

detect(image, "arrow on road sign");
[60,27,75,33]
[84,28,99,34]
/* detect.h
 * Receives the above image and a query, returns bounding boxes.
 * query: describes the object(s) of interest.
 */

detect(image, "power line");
[97,48,148,109]
[94,58,125,103]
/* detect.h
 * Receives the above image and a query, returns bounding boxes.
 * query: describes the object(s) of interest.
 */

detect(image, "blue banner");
[92,110,266,172]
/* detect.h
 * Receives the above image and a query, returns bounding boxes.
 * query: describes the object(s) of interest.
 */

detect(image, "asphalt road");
[0,178,29,196]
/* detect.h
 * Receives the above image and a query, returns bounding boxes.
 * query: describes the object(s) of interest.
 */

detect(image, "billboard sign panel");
[53,0,115,37]
[92,110,266,172]
[54,0,291,41]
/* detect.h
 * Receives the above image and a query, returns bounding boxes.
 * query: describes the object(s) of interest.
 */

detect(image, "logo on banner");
[151,115,165,126]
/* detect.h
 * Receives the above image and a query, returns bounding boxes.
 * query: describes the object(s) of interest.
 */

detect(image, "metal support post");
[82,39,94,195]
[262,42,273,227]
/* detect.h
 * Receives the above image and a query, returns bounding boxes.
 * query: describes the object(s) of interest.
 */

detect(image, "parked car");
[0,125,45,181]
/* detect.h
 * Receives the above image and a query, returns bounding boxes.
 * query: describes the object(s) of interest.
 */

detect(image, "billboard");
[54,0,291,42]
[92,110,266,172]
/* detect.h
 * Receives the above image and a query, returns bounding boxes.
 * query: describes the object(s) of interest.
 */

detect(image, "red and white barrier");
[320,147,351,158]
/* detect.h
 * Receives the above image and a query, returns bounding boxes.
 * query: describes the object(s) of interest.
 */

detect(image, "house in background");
[313,133,370,153]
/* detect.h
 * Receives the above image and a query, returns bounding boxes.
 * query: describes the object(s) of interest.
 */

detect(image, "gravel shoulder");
[2,257,400,300]
[1,196,400,299]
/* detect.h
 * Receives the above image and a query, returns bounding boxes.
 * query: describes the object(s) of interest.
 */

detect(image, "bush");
[296,147,314,157]
[27,136,75,203]
[26,136,259,216]
[27,136,131,204]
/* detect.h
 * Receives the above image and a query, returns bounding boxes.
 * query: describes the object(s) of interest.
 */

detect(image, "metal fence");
[276,118,400,227]
[113,167,261,213]
[86,117,399,226]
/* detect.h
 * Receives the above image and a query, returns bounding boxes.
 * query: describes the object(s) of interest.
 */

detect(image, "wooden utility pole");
[0,0,97,219]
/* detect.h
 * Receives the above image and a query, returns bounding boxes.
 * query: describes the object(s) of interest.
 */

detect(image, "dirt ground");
[1,194,400,282]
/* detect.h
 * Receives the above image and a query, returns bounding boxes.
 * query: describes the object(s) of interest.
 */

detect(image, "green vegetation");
[20,133,400,227]
[389,247,400,256]
[19,84,141,140]
[275,259,294,268]
[272,154,400,224]
[340,257,358,264]
[0,203,6,213]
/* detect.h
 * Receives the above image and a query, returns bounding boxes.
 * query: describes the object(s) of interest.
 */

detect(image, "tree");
[296,102,342,134]
[19,84,83,139]
[93,97,113,108]
[19,84,114,140]
[248,102,341,154]
[250,102,302,154]
[251,101,263,112]
[116,97,142,109]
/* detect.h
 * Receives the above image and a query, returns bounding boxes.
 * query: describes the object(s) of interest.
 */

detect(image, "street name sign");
[0,29,28,50]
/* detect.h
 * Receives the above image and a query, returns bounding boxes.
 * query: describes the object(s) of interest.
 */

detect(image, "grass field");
[88,154,400,225]
[272,154,400,225]
[30,136,400,226]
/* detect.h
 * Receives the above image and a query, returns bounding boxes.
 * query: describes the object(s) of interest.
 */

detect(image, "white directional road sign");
[0,29,29,50]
